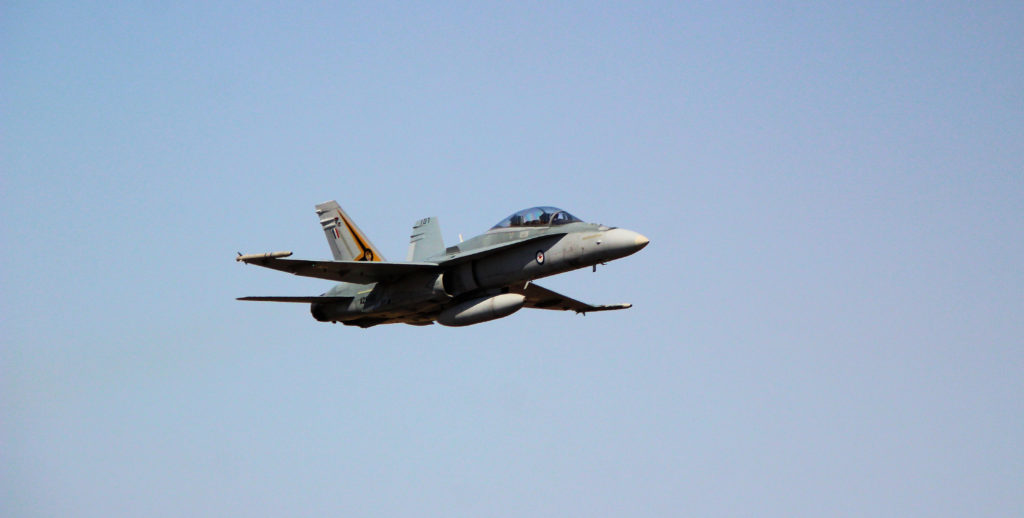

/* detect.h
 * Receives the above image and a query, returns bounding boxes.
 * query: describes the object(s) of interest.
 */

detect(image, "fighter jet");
[236,201,649,327]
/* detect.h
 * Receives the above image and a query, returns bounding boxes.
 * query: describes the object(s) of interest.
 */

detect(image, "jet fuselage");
[238,204,648,328]
[311,222,648,326]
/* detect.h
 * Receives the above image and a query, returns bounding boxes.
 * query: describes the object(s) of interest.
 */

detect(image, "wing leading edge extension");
[435,232,569,265]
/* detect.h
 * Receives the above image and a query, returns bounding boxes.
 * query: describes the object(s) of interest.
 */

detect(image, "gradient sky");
[3,2,1022,516]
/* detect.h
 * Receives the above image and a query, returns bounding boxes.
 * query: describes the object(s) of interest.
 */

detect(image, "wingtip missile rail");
[236,251,293,262]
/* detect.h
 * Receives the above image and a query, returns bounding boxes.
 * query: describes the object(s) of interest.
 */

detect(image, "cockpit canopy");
[490,206,582,230]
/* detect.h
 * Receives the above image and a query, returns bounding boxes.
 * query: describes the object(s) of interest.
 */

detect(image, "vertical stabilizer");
[406,217,444,261]
[314,201,386,262]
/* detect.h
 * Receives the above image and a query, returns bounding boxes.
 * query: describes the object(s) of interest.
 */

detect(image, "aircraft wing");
[237,296,354,303]
[236,252,438,283]
[513,282,632,314]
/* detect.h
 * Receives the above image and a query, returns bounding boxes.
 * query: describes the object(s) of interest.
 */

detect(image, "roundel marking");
[536,250,545,264]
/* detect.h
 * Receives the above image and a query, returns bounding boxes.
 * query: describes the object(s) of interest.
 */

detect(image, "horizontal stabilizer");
[513,282,632,314]
[236,253,439,283]
[237,296,353,303]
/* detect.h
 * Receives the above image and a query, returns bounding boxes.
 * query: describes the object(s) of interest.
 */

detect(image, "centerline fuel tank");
[436,293,526,327]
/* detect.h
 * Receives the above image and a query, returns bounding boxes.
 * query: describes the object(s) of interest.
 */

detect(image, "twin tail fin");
[406,216,444,261]
[314,201,385,262]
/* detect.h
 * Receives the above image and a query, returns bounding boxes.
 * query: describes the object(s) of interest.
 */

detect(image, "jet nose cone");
[634,233,650,249]
[601,228,650,258]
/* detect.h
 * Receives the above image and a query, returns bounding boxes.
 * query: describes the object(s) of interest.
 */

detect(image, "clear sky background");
[3,2,1022,516]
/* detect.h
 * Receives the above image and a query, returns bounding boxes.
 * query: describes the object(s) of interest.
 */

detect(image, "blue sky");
[3,2,1022,516]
